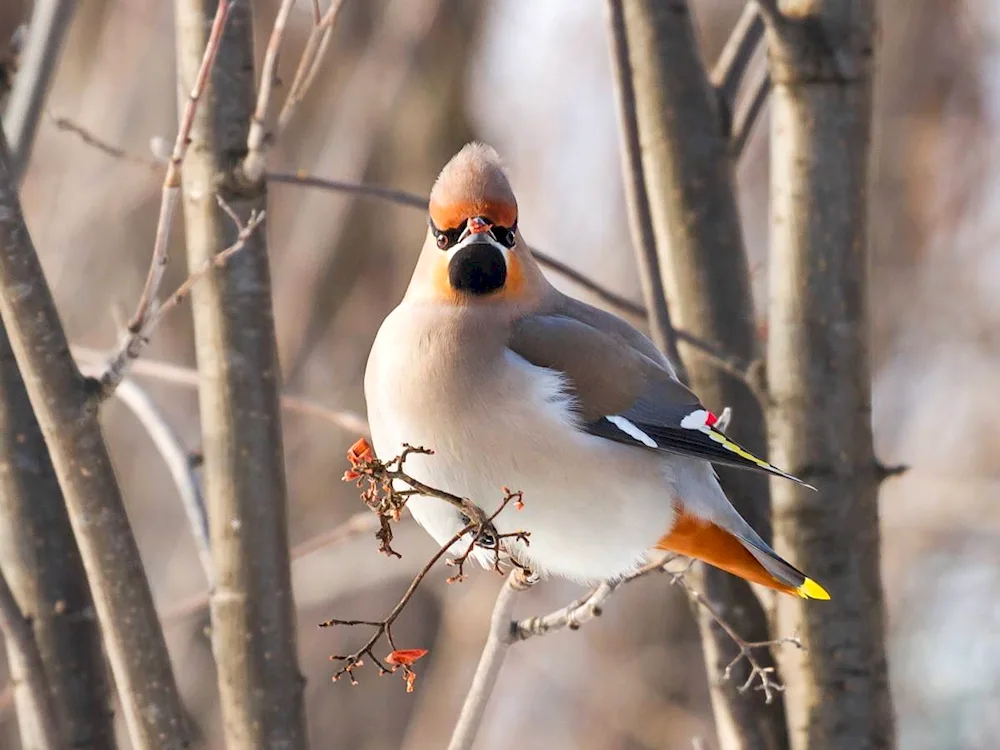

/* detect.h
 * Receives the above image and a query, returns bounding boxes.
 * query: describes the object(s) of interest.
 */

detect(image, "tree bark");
[609,2,788,749]
[762,1,896,748]
[173,0,307,746]
[0,325,114,749]
[0,567,60,750]
[0,129,189,749]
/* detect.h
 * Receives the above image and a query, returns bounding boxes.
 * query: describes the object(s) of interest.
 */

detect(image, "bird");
[364,142,829,600]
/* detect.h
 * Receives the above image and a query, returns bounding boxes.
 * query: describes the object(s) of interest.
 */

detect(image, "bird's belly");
[368,355,677,583]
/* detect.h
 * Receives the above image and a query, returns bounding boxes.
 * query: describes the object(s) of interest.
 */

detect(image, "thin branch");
[98,201,265,398]
[319,510,520,690]
[729,26,771,159]
[98,0,233,399]
[75,345,371,435]
[274,0,347,137]
[710,2,765,134]
[2,0,77,183]
[446,569,533,750]
[241,0,298,183]
[112,378,211,584]
[322,443,526,690]
[673,574,800,704]
[267,171,428,209]
[342,440,526,561]
[319,523,470,689]
[0,568,60,750]
[49,113,159,167]
[290,510,382,559]
[160,512,406,627]
[449,558,802,749]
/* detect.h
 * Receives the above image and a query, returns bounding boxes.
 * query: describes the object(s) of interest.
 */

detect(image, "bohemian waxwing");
[364,143,829,599]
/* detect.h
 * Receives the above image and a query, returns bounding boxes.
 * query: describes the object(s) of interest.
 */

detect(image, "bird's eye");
[491,225,516,249]
[436,231,450,250]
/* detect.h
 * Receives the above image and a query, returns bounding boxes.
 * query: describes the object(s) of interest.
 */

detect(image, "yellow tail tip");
[797,578,831,600]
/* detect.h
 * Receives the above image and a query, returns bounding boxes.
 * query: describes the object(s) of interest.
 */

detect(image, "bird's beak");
[459,216,492,243]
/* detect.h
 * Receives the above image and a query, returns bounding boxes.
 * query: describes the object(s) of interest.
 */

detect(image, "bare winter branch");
[75,345,371,435]
[241,0,298,184]
[98,203,266,398]
[710,2,765,135]
[2,0,77,182]
[0,567,60,750]
[97,0,233,399]
[322,445,526,691]
[275,1,346,135]
[448,557,804,750]
[111,378,211,583]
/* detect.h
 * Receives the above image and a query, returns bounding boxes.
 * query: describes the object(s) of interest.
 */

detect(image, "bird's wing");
[509,306,812,488]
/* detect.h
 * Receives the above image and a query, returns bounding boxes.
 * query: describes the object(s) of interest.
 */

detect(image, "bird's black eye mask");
[429,216,517,251]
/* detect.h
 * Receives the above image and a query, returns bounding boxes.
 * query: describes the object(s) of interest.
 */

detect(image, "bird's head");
[407,143,545,307]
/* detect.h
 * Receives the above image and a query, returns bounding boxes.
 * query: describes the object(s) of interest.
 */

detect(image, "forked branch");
[322,439,528,691]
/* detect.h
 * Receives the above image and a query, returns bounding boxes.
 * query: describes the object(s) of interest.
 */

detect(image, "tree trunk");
[0,326,114,748]
[0,128,189,749]
[609,2,788,749]
[173,0,307,746]
[763,1,896,748]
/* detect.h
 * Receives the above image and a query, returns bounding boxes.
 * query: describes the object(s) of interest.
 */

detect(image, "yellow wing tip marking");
[706,428,817,490]
[797,578,831,600]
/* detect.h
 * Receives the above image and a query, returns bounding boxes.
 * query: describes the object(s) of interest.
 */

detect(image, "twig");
[290,510,382,560]
[74,345,371,435]
[267,171,428,209]
[98,201,266,398]
[159,512,409,626]
[49,113,159,168]
[241,0,298,183]
[730,31,771,158]
[98,0,233,399]
[710,2,765,135]
[323,442,527,690]
[2,0,77,183]
[273,0,347,137]
[343,440,527,563]
[672,574,800,704]
[449,557,801,749]
[319,523,470,690]
[0,568,61,750]
[112,378,211,584]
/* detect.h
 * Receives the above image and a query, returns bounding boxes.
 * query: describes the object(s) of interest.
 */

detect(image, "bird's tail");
[656,506,830,600]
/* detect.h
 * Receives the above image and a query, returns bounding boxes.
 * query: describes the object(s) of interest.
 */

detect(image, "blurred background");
[0,0,995,748]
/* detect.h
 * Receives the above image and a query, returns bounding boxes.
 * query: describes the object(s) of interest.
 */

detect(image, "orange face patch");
[428,198,517,231]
